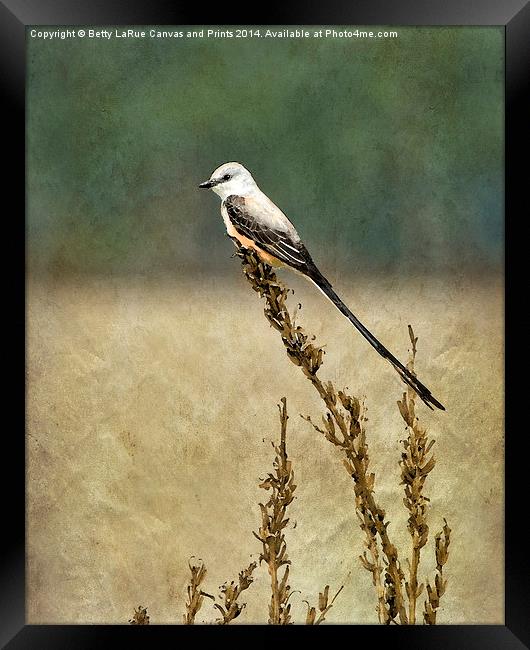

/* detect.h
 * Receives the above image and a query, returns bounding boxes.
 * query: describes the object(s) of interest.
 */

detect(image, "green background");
[27,27,503,279]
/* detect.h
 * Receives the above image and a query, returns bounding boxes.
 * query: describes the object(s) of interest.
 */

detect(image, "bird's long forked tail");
[307,270,445,411]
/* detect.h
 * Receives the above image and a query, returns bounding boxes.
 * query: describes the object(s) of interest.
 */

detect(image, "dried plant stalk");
[239,247,408,624]
[253,397,297,624]
[424,519,451,624]
[129,605,150,625]
[305,585,344,625]
[183,559,214,624]
[398,326,451,624]
[214,562,258,624]
[357,486,389,624]
[398,325,436,624]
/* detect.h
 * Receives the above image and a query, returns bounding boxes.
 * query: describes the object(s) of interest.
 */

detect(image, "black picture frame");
[2,0,527,647]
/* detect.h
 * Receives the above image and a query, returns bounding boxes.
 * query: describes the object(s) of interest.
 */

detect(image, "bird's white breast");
[221,203,237,237]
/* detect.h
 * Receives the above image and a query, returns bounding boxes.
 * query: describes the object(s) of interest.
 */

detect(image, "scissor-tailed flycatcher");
[199,162,445,411]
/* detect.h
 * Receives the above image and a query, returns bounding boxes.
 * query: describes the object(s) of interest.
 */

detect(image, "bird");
[199,162,445,411]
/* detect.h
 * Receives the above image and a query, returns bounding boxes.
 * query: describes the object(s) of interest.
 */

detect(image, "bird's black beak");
[199,180,216,189]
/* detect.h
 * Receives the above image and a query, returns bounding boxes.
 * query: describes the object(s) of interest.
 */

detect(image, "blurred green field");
[28,27,503,280]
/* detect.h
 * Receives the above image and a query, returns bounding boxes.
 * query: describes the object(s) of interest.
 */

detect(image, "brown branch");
[424,519,451,624]
[214,561,258,624]
[398,325,436,624]
[253,397,297,624]
[305,584,344,625]
[183,559,214,624]
[238,248,408,624]
[129,605,150,625]
[357,509,388,624]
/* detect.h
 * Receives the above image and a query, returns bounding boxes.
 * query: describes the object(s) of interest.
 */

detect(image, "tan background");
[27,270,503,624]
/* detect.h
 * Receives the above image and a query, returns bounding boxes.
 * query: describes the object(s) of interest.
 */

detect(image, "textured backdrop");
[27,26,503,624]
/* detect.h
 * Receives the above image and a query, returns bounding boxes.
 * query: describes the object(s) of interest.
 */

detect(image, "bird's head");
[199,162,257,199]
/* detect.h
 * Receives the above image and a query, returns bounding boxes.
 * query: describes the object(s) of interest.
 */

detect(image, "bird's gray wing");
[224,200,445,411]
[224,194,316,272]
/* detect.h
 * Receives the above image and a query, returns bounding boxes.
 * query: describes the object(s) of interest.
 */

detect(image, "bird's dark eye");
[223,174,231,181]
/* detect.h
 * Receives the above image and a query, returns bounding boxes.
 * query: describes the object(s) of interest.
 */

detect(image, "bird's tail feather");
[307,269,445,411]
